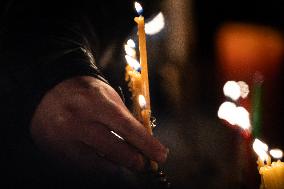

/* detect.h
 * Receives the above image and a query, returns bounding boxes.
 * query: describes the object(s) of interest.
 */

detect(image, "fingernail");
[159,147,169,163]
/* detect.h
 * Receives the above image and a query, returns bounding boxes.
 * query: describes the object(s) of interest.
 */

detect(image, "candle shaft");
[134,16,151,114]
[134,15,157,171]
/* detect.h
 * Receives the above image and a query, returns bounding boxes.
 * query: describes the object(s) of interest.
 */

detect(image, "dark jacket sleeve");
[0,17,111,184]
[0,19,108,129]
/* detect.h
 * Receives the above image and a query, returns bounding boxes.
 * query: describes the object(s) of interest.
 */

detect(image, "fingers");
[63,77,169,164]
[99,106,168,164]
[79,121,146,171]
[89,80,168,164]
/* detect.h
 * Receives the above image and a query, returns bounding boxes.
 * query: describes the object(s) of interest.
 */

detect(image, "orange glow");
[216,23,284,81]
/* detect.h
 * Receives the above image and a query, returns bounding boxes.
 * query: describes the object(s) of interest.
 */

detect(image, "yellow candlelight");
[125,64,143,120]
[133,2,157,171]
[134,3,151,120]
[253,139,284,189]
[259,161,284,189]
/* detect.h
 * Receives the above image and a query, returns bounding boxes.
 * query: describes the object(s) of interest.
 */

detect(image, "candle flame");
[134,2,143,15]
[138,95,146,109]
[270,149,283,159]
[124,44,136,58]
[145,12,165,35]
[127,39,136,48]
[253,138,269,161]
[237,81,249,98]
[223,81,241,101]
[235,106,251,130]
[218,101,251,130]
[218,101,237,125]
[125,55,141,71]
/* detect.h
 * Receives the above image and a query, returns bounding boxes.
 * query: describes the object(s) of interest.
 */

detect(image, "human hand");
[30,76,168,173]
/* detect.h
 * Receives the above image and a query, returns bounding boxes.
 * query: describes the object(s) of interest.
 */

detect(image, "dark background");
[103,0,284,188]
[1,0,283,188]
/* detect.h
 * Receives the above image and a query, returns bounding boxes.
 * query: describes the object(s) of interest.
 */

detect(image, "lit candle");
[134,2,151,125]
[253,139,284,189]
[124,2,157,171]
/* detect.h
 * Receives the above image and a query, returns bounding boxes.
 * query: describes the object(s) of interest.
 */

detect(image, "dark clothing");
[0,2,135,188]
[0,1,163,188]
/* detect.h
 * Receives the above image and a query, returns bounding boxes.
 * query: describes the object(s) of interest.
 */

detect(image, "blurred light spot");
[218,101,251,130]
[138,95,146,109]
[218,101,237,125]
[235,106,251,129]
[237,81,249,98]
[124,44,136,58]
[125,55,140,71]
[270,149,283,159]
[145,12,165,35]
[223,81,241,101]
[127,39,136,48]
[253,138,269,161]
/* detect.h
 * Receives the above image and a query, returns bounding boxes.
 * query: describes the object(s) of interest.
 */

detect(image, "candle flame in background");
[218,101,237,125]
[253,138,269,161]
[235,106,251,130]
[223,81,241,101]
[270,149,283,159]
[223,80,249,101]
[125,55,141,71]
[218,80,251,131]
[217,101,251,130]
[134,2,143,15]
[138,94,146,109]
[145,12,165,35]
[127,39,136,48]
[237,81,249,98]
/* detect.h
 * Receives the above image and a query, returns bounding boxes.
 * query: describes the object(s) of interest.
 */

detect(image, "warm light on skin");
[145,12,165,35]
[138,95,146,109]
[125,55,141,71]
[223,81,241,101]
[270,149,283,159]
[134,2,143,15]
[253,139,269,161]
[124,44,136,58]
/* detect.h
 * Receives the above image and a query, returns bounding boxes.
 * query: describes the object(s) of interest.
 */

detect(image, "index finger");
[102,104,168,164]
[77,80,168,163]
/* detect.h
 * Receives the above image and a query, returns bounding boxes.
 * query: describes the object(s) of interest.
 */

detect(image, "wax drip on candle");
[124,3,171,188]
